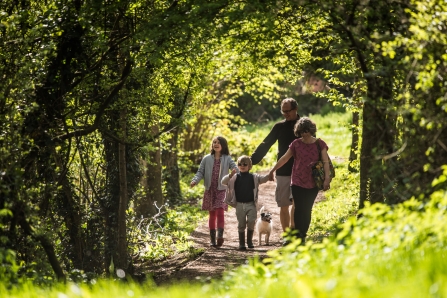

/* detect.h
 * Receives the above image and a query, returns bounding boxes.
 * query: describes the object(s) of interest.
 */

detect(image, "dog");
[256,206,273,246]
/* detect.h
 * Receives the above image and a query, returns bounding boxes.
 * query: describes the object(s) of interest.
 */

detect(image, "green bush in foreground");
[4,187,447,297]
[217,189,447,298]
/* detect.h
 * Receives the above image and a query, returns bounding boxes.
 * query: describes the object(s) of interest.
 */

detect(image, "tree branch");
[53,60,133,142]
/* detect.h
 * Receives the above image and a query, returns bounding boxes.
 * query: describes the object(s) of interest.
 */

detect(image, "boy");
[221,155,269,250]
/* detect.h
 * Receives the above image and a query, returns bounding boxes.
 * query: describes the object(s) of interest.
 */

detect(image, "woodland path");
[149,174,326,286]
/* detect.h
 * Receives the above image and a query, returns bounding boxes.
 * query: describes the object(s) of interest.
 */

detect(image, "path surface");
[150,175,325,286]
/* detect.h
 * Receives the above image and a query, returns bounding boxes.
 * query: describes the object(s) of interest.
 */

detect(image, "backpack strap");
[315,138,322,161]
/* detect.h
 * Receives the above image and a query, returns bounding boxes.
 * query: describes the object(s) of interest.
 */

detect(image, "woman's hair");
[237,155,252,168]
[210,136,230,155]
[294,117,317,137]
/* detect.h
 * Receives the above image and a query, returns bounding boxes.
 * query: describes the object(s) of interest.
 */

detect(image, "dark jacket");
[221,173,269,208]
[251,117,300,176]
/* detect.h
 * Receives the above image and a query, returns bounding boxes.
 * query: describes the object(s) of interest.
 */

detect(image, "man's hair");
[237,155,252,167]
[294,117,317,137]
[281,97,298,110]
[210,136,230,155]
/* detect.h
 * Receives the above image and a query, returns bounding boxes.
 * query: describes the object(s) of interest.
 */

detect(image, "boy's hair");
[237,155,252,168]
[294,117,317,137]
[210,136,230,155]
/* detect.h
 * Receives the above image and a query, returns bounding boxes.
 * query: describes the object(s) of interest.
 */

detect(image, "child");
[190,136,238,247]
[221,155,269,250]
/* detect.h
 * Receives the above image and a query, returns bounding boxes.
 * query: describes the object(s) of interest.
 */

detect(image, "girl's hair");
[210,136,230,155]
[294,117,317,137]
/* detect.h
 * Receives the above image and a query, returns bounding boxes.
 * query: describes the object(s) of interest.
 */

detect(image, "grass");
[308,112,352,159]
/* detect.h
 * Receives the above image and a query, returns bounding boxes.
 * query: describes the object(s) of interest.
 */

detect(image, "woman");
[269,117,331,245]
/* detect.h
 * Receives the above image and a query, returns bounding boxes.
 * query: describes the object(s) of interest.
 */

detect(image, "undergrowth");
[5,112,447,297]
[127,204,207,262]
[5,187,447,297]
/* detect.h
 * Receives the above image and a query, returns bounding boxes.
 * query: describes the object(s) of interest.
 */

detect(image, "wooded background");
[1,0,446,282]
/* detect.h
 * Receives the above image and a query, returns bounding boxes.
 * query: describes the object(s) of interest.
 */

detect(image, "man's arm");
[251,124,279,165]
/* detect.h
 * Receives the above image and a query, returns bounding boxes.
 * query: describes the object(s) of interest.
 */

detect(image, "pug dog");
[256,206,273,246]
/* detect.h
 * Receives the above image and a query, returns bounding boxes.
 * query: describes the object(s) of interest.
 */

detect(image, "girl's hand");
[229,168,237,178]
[190,181,196,188]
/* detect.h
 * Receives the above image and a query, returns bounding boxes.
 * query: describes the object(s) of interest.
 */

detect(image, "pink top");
[289,138,329,189]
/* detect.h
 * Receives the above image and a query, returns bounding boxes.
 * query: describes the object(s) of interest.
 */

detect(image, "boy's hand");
[229,168,237,178]
[268,170,275,181]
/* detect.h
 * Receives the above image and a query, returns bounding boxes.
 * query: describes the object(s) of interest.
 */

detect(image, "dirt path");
[151,175,325,286]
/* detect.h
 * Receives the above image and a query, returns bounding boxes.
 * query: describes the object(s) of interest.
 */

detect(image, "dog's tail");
[259,206,265,214]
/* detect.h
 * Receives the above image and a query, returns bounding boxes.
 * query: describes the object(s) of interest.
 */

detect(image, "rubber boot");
[217,228,224,247]
[209,229,217,247]
[238,231,246,250]
[247,230,254,248]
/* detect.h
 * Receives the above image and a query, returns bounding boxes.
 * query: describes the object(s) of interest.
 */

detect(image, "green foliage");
[127,204,207,262]
[0,248,19,286]
[309,165,359,242]
[214,191,447,298]
[7,173,447,297]
[377,0,447,201]
[2,0,447,291]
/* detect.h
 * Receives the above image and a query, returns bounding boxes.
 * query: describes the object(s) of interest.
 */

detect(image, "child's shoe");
[209,229,217,247]
[217,228,224,247]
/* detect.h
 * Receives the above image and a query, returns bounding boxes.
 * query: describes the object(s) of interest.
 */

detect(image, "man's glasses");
[281,108,294,114]
[238,163,248,167]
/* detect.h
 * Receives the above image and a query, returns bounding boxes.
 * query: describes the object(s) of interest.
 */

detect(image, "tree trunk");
[102,114,121,276]
[162,128,181,204]
[52,149,85,270]
[348,111,359,172]
[136,125,163,217]
[15,201,66,282]
[117,108,128,271]
[359,74,396,208]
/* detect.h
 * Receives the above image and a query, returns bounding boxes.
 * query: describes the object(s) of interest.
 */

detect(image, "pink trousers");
[208,208,224,230]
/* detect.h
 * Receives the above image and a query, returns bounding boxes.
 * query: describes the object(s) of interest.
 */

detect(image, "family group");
[190,98,332,250]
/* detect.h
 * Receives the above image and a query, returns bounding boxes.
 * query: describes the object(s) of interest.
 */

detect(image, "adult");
[268,117,331,245]
[250,98,300,234]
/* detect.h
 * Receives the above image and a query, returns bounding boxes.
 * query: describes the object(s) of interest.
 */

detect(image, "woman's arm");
[268,148,293,180]
[321,147,331,191]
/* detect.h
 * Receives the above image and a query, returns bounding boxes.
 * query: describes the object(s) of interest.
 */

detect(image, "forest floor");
[145,173,326,286]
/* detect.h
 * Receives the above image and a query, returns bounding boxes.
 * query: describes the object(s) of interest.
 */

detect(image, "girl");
[268,117,331,245]
[190,136,238,247]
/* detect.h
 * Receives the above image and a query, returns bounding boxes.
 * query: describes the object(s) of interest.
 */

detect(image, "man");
[251,98,300,236]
